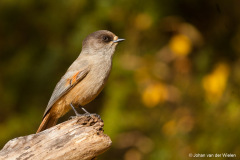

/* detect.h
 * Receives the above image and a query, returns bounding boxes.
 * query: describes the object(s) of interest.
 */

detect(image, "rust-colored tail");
[36,112,58,133]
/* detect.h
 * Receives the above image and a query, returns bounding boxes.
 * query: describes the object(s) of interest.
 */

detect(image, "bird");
[36,30,124,133]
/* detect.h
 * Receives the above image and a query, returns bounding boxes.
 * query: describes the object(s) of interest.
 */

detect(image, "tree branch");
[0,115,112,160]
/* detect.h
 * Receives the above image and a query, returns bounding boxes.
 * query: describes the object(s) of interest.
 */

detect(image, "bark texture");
[0,115,112,160]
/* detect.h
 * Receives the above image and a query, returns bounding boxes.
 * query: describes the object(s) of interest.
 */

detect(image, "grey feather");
[43,59,90,117]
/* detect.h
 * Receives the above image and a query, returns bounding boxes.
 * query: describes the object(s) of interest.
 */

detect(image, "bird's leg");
[69,103,102,120]
[81,107,102,120]
[81,107,90,114]
[70,103,82,116]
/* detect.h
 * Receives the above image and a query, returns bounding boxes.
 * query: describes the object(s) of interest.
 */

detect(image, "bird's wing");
[43,60,90,117]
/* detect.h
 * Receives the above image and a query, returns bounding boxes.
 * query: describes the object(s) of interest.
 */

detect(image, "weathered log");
[0,115,112,160]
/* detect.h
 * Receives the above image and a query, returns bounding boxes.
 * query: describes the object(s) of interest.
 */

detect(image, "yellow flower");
[202,63,229,103]
[169,34,192,56]
[142,83,168,107]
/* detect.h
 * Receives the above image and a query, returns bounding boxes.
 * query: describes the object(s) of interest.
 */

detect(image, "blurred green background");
[1,0,240,159]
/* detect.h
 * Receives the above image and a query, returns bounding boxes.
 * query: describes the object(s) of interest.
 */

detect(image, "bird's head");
[82,30,124,57]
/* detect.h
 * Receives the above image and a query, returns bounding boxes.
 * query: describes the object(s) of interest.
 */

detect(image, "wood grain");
[0,115,112,160]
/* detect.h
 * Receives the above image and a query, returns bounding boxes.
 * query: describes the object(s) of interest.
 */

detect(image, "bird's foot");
[69,113,101,120]
[83,112,102,120]
[69,113,85,120]
[69,103,101,120]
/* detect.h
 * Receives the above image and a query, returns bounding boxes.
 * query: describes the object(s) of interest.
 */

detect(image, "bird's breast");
[65,58,112,106]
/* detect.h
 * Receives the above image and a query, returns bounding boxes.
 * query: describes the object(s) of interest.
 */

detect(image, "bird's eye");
[102,36,110,42]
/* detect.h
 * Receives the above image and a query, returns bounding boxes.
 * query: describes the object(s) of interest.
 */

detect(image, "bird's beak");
[113,36,125,43]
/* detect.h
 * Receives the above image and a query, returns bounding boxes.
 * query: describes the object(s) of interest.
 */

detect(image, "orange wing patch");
[66,71,80,86]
